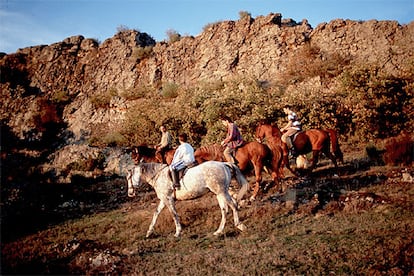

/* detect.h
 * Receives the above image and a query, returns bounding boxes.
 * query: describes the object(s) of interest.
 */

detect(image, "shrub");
[340,67,411,140]
[383,133,413,165]
[51,90,70,104]
[102,131,127,147]
[365,143,385,165]
[120,85,154,100]
[133,46,154,60]
[166,29,181,43]
[281,45,350,86]
[89,89,118,109]
[160,82,179,98]
[239,11,251,20]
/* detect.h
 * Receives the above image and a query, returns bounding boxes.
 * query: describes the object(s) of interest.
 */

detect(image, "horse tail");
[226,163,249,202]
[325,129,344,163]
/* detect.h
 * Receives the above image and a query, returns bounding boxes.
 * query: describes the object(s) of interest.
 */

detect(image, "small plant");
[89,92,113,109]
[133,46,154,60]
[166,29,181,43]
[102,131,127,147]
[160,82,179,98]
[120,85,154,100]
[51,90,70,104]
[116,25,130,34]
[239,10,251,20]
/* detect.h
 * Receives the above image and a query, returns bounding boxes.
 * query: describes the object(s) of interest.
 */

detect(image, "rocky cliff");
[1,13,413,179]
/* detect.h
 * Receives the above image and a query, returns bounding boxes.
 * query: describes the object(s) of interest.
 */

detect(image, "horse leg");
[164,195,182,237]
[309,150,320,170]
[249,161,263,201]
[147,200,166,238]
[323,148,339,175]
[281,144,296,176]
[224,192,246,232]
[214,194,228,236]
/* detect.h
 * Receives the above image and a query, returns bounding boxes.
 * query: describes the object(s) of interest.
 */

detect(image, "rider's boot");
[230,154,239,166]
[286,137,296,158]
[171,169,180,189]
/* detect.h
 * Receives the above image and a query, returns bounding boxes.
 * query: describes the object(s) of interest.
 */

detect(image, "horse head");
[255,124,264,143]
[126,165,145,197]
[131,147,142,164]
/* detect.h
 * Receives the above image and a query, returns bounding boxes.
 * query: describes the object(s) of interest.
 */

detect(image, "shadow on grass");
[1,174,129,243]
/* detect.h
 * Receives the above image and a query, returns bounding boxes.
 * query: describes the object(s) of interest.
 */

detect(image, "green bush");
[101,63,412,148]
[339,67,411,139]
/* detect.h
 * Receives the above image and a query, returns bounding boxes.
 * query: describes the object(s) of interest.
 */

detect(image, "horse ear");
[139,157,144,163]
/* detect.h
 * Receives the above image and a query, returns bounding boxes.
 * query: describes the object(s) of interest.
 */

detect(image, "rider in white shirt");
[170,133,195,188]
[280,106,302,157]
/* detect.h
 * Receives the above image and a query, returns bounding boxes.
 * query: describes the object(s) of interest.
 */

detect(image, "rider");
[280,106,302,157]
[155,125,172,163]
[220,116,244,164]
[170,133,195,189]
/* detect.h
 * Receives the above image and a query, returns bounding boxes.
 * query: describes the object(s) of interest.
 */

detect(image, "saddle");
[290,130,302,143]
[168,161,199,183]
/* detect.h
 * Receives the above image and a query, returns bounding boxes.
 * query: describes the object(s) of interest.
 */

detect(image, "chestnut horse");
[194,141,283,200]
[131,145,175,165]
[255,123,342,175]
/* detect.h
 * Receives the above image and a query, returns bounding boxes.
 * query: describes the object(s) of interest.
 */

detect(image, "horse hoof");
[213,231,223,236]
[237,223,247,232]
[249,196,256,201]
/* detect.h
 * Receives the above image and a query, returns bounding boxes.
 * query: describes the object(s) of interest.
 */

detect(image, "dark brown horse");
[255,123,342,175]
[194,141,283,200]
[131,145,175,165]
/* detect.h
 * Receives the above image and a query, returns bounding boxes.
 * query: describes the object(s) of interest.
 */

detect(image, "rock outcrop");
[1,13,413,179]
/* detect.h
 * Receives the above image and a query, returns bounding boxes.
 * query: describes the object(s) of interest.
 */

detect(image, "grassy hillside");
[2,147,413,275]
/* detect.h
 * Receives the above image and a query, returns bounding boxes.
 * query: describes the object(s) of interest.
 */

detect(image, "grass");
[2,172,413,275]
[1,145,413,275]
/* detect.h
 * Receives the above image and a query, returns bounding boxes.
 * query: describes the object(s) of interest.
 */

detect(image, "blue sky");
[1,0,413,54]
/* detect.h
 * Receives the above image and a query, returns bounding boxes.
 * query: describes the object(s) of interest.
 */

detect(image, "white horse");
[126,161,249,237]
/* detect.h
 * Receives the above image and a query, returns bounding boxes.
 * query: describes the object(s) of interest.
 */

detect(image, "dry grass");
[2,159,413,275]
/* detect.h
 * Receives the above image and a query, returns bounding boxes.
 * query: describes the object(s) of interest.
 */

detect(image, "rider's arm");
[281,121,292,132]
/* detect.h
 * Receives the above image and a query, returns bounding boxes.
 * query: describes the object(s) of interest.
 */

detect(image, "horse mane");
[195,144,224,161]
[270,124,282,137]
[136,145,156,157]
[141,162,167,175]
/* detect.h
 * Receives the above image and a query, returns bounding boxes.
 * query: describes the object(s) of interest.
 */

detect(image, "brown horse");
[194,141,283,200]
[131,145,175,165]
[255,123,342,175]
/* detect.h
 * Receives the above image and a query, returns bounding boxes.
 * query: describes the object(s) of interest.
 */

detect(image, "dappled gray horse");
[126,161,248,237]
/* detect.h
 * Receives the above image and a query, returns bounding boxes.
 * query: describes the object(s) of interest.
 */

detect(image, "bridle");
[129,164,168,192]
